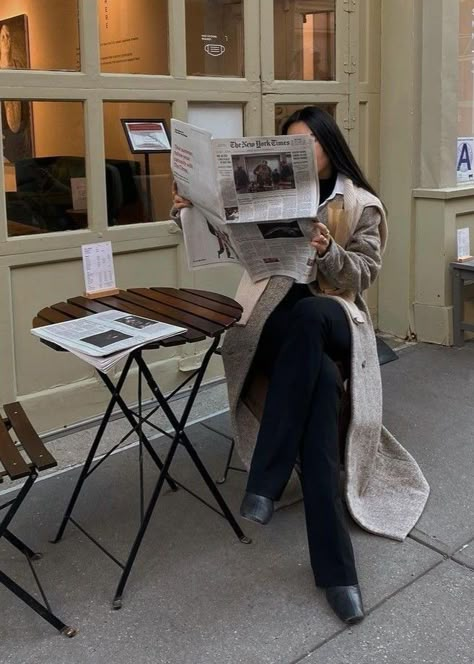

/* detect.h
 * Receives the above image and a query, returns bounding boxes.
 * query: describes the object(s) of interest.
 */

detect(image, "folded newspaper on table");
[171,119,320,283]
[31,310,186,373]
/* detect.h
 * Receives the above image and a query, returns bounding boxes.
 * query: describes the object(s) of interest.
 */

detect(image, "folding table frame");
[51,334,250,609]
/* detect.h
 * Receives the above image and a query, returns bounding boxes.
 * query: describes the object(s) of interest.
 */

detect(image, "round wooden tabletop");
[33,287,243,348]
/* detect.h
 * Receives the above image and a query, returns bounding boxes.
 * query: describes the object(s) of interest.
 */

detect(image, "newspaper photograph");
[31,310,186,372]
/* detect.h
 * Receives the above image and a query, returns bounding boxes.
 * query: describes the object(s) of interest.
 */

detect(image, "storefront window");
[0,2,80,72]
[2,100,86,237]
[98,0,169,75]
[185,0,244,77]
[274,0,336,81]
[275,103,336,134]
[103,101,172,224]
[458,0,474,183]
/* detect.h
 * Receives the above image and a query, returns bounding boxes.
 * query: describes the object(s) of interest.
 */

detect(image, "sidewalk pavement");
[0,341,473,664]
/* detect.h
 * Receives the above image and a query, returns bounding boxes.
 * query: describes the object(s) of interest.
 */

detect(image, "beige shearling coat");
[222,177,430,541]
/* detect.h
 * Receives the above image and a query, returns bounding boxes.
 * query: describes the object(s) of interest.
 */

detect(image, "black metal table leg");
[0,569,77,636]
[112,430,182,609]
[4,530,41,561]
[112,337,250,607]
[99,360,178,493]
[52,354,135,543]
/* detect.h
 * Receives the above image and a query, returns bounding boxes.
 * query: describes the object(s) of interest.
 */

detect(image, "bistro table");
[33,287,250,608]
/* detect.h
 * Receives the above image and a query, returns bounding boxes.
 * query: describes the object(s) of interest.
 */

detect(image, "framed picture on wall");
[121,119,171,154]
[0,14,34,161]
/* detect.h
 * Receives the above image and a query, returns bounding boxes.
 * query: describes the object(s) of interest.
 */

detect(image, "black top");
[319,170,338,207]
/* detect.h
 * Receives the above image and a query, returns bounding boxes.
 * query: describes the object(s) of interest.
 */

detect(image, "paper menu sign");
[457,227,471,260]
[71,177,87,210]
[81,242,117,295]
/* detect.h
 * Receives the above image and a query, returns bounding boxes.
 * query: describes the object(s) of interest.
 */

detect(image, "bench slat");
[3,403,57,472]
[0,418,31,480]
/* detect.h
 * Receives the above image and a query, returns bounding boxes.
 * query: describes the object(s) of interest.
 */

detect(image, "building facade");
[0,0,471,431]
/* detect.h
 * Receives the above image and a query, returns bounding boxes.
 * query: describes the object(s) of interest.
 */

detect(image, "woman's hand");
[310,221,332,256]
[172,181,192,210]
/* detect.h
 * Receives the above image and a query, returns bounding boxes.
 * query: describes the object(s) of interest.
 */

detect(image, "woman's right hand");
[172,181,192,210]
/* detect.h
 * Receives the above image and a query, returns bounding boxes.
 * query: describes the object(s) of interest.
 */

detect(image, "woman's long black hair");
[281,106,382,202]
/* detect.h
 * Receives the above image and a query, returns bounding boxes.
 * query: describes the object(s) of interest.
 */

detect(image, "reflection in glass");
[0,3,79,72]
[103,102,173,225]
[275,103,336,134]
[274,0,336,81]
[98,0,169,75]
[185,0,244,77]
[4,101,86,237]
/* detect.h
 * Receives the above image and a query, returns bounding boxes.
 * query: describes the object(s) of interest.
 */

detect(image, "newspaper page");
[31,311,186,372]
[170,120,320,282]
[181,206,317,282]
[180,206,239,269]
[170,119,224,225]
[212,134,318,223]
[227,218,317,283]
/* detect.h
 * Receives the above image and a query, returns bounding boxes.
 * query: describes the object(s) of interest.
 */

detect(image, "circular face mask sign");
[204,43,225,57]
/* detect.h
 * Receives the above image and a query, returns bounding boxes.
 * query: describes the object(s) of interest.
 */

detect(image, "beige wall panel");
[358,100,380,323]
[414,198,450,307]
[378,0,418,338]
[0,266,16,404]
[358,0,381,91]
[357,98,380,189]
[12,260,95,396]
[413,302,452,345]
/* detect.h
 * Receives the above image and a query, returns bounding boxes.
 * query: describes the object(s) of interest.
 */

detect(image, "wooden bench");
[0,402,77,637]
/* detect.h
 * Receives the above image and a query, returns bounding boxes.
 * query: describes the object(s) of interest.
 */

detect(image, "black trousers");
[247,284,358,587]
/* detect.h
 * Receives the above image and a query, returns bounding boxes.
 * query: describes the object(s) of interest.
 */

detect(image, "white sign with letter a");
[457,138,474,183]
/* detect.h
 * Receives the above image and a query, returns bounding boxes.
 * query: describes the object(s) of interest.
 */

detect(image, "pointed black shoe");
[240,492,274,525]
[325,585,365,625]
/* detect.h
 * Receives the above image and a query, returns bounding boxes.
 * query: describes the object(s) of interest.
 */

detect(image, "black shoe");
[240,492,274,525]
[325,585,365,625]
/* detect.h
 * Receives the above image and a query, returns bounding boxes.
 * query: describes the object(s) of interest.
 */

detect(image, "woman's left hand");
[311,221,332,256]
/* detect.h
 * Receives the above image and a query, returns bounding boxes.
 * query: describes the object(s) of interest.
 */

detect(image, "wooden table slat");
[131,288,237,327]
[67,297,117,315]
[3,403,57,472]
[36,308,72,325]
[182,288,243,311]
[0,418,31,480]
[51,302,92,319]
[151,287,243,317]
[111,291,221,337]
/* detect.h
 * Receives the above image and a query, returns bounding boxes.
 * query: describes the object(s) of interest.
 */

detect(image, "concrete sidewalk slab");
[381,343,474,551]
[0,419,441,664]
[303,560,474,664]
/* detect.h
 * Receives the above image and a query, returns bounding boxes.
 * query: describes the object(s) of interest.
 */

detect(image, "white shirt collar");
[318,173,345,210]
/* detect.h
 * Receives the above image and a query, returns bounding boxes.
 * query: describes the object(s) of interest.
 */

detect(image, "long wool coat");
[222,179,430,541]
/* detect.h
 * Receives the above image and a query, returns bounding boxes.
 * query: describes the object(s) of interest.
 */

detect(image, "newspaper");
[171,119,320,283]
[31,310,186,373]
